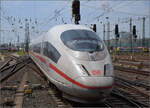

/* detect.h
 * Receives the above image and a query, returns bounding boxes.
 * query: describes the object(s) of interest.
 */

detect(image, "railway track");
[115,68,149,87]
[1,56,149,107]
[29,58,150,108]
[0,57,31,107]
[112,55,150,62]
[0,58,57,108]
[70,87,149,107]
[115,76,150,90]
[105,88,149,107]
[0,68,26,107]
[0,54,20,71]
[0,57,25,74]
[114,65,150,76]
[0,57,31,84]
[26,61,72,108]
[114,60,149,68]
[115,78,150,107]
[116,78,149,97]
[0,59,12,70]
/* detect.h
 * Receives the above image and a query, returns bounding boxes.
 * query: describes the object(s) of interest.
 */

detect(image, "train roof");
[47,24,92,41]
[30,24,93,45]
[48,24,92,33]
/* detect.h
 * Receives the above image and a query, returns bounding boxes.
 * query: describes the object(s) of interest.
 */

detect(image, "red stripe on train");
[37,55,46,64]
[30,51,46,64]
[30,51,114,89]
[49,63,114,89]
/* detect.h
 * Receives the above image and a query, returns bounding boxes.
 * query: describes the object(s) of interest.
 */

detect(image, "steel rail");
[114,61,149,68]
[114,65,150,76]
[0,58,31,83]
[0,59,12,70]
[113,88,149,107]
[112,90,140,107]
[115,76,150,90]
[0,57,28,73]
[116,78,149,98]
[26,60,73,108]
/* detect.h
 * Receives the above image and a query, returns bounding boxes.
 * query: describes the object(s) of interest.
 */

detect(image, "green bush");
[16,51,25,56]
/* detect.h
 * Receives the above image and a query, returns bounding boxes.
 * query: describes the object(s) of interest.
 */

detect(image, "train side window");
[43,42,61,63]
[33,43,41,53]
[29,45,33,51]
[33,45,36,52]
[30,45,34,51]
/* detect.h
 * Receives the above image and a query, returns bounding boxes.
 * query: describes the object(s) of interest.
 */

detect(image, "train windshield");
[61,29,104,52]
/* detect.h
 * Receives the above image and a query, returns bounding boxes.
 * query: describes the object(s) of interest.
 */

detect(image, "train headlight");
[104,64,114,77]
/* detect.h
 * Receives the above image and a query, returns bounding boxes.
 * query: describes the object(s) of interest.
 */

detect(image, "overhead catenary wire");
[81,1,134,26]
[82,0,149,39]
[1,0,149,45]
[86,1,148,24]
[36,0,71,27]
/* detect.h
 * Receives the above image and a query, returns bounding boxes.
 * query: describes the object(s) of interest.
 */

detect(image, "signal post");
[72,0,80,24]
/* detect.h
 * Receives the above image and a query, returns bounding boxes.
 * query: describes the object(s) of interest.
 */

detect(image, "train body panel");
[29,24,114,103]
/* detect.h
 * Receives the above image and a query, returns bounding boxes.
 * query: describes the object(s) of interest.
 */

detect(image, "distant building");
[108,31,149,49]
[119,31,132,48]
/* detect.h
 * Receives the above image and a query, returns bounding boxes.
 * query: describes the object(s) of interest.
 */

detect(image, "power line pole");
[0,0,1,47]
[142,17,145,47]
[103,24,105,43]
[25,19,30,53]
[129,18,132,52]
[3,34,4,44]
[17,33,19,50]
[0,32,1,46]
[106,17,110,50]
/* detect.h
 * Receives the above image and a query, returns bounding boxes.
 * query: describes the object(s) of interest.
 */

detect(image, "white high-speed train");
[29,24,114,103]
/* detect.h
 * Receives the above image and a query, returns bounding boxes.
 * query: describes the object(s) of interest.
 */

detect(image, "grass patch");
[16,51,25,56]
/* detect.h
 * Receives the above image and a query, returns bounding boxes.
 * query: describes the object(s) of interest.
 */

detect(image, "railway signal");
[93,24,96,32]
[131,25,137,61]
[72,0,80,24]
[133,25,137,39]
[72,0,80,15]
[115,24,119,40]
[114,24,119,60]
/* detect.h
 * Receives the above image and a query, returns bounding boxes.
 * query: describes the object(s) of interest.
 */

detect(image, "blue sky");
[0,0,150,44]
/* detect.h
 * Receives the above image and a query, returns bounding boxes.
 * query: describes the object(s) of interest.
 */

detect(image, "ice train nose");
[74,76,114,89]
[70,76,114,102]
